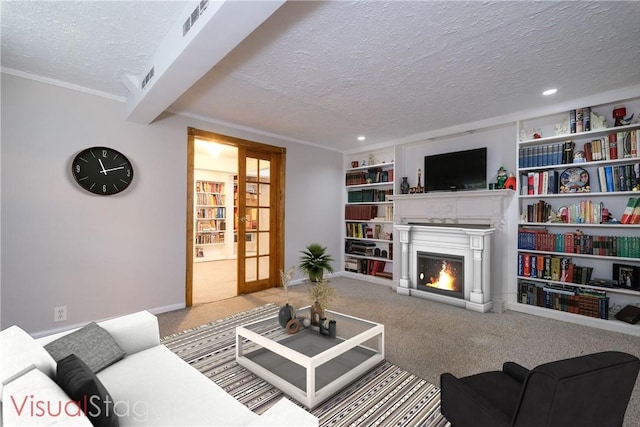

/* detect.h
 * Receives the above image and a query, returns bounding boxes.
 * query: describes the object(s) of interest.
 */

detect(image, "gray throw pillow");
[45,322,125,373]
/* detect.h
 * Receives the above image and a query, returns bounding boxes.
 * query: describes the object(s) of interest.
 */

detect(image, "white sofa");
[1,310,318,427]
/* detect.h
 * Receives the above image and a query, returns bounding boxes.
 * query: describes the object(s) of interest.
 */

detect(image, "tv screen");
[424,147,487,192]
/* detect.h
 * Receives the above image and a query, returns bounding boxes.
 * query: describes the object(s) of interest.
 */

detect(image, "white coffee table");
[235,306,384,409]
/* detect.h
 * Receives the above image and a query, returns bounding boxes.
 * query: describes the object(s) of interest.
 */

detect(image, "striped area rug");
[161,304,450,427]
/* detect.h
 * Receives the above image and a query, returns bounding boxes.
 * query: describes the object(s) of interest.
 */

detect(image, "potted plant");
[299,243,334,282]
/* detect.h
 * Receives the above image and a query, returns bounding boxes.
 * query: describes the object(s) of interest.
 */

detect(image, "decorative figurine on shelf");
[613,105,627,126]
[413,168,423,193]
[496,166,508,189]
[504,173,517,191]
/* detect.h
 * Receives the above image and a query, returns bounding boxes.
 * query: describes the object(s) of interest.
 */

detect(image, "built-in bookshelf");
[513,96,640,335]
[194,170,235,262]
[343,150,395,284]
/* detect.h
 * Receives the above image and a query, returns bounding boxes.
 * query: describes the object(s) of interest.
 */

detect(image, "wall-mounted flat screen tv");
[424,147,487,192]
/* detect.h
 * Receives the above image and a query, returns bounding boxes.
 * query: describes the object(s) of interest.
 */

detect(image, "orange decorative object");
[504,174,517,191]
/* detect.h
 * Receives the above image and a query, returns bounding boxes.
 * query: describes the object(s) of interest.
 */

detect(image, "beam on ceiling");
[124,0,286,124]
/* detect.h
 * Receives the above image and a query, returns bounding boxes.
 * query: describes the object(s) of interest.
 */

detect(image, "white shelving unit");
[194,170,234,262]
[343,150,395,285]
[512,96,640,336]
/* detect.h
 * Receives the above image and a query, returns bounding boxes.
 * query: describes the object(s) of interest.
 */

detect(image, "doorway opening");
[192,139,238,304]
[186,128,285,307]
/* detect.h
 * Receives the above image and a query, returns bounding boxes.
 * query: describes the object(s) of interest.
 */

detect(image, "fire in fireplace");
[417,251,464,299]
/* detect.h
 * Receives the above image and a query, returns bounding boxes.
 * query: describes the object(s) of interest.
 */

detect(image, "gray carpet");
[158,276,640,426]
[161,303,449,426]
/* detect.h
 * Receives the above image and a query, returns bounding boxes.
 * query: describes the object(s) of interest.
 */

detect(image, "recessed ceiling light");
[357,136,366,141]
[542,88,557,96]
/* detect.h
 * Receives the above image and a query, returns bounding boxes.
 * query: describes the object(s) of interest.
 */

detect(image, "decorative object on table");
[415,168,423,193]
[71,146,134,195]
[560,167,590,193]
[496,166,507,189]
[368,153,376,166]
[400,177,410,194]
[278,266,296,328]
[351,160,359,168]
[299,243,334,282]
[307,277,337,326]
[319,318,337,338]
[612,263,640,290]
[285,318,301,334]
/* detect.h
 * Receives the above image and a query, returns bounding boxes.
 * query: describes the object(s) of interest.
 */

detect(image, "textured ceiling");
[2,1,639,152]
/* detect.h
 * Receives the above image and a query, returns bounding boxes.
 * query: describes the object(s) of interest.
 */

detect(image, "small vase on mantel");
[278,303,295,328]
[400,177,410,194]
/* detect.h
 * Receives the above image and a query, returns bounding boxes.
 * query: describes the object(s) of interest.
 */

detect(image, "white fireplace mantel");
[388,189,514,229]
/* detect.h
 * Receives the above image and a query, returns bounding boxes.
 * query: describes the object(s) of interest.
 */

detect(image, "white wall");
[0,73,343,334]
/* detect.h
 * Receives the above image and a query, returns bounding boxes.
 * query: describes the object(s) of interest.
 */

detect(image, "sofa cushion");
[2,367,92,426]
[45,322,125,373]
[56,354,119,427]
[0,325,57,401]
[96,345,260,426]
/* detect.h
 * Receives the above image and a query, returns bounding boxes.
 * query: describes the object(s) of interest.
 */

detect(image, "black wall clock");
[72,147,134,195]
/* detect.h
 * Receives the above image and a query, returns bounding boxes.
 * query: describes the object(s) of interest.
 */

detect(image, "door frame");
[186,127,285,307]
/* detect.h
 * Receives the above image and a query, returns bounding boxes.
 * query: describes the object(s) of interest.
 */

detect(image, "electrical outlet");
[54,306,67,322]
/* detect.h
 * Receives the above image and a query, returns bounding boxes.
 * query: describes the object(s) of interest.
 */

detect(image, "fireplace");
[389,190,515,313]
[417,252,464,299]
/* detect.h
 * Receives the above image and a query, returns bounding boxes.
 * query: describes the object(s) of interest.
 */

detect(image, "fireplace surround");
[389,190,515,313]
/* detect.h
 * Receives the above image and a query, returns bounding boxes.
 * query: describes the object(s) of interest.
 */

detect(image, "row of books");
[345,223,390,240]
[196,220,226,232]
[594,164,640,193]
[194,232,225,245]
[521,170,560,195]
[345,168,394,186]
[345,205,378,220]
[518,130,639,169]
[621,197,640,224]
[518,142,571,168]
[518,253,593,284]
[196,193,225,206]
[523,200,607,225]
[347,188,393,203]
[584,130,638,161]
[196,207,226,219]
[344,257,390,277]
[518,280,610,319]
[570,107,592,133]
[345,240,393,258]
[518,229,640,258]
[195,181,225,193]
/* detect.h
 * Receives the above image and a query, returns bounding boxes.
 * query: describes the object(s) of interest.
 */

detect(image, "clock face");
[72,147,134,195]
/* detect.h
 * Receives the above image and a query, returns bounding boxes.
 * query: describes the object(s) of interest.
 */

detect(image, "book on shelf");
[620,197,639,224]
[518,229,640,258]
[630,200,640,224]
[345,205,378,220]
[518,280,609,318]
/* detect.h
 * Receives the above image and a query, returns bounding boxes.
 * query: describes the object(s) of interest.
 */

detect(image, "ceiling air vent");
[183,0,209,37]
[141,66,155,90]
